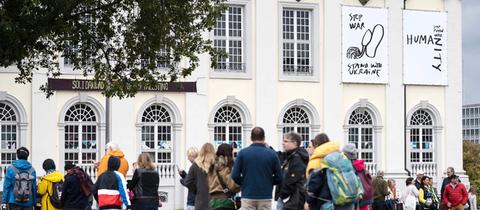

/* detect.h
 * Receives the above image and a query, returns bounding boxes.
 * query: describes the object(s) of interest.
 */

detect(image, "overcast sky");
[463,0,480,105]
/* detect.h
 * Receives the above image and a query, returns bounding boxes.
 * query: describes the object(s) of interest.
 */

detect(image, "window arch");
[64,103,98,165]
[213,105,243,149]
[282,106,311,148]
[347,108,374,162]
[0,102,18,164]
[409,109,434,163]
[141,104,173,163]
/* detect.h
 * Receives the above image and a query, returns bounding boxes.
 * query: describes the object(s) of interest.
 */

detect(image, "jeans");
[372,200,388,210]
[187,205,195,210]
[276,198,284,210]
[8,204,33,210]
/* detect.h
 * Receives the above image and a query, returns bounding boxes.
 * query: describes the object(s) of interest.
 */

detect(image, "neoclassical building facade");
[0,0,464,209]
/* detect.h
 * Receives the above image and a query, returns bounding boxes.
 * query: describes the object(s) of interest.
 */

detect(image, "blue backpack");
[323,152,364,206]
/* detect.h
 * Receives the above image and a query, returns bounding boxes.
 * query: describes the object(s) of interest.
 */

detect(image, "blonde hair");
[187,147,199,158]
[137,153,156,170]
[195,143,215,173]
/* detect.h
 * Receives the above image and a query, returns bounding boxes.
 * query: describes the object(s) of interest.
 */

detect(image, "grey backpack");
[11,166,34,203]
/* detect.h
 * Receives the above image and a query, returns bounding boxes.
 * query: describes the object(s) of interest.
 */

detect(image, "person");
[440,167,458,210]
[274,132,309,210]
[93,156,131,210]
[62,162,94,210]
[401,177,420,210]
[342,143,371,210]
[307,133,330,156]
[231,127,282,210]
[415,170,425,190]
[37,159,64,210]
[305,136,341,210]
[127,153,159,210]
[386,179,400,210]
[418,176,439,210]
[208,144,240,210]
[468,186,477,210]
[442,175,468,210]
[2,147,37,210]
[184,143,216,210]
[179,147,199,210]
[97,142,129,177]
[372,170,390,210]
[305,134,339,177]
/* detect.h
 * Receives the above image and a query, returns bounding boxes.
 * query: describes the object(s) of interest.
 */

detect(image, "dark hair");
[311,133,330,148]
[251,127,265,141]
[285,132,302,147]
[420,176,430,189]
[16,147,29,160]
[450,174,458,180]
[42,159,56,172]
[217,144,234,168]
[64,161,76,171]
[406,177,414,186]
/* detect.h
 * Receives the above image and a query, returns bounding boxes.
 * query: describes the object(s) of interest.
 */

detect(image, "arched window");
[0,102,18,164]
[282,107,311,148]
[141,105,173,163]
[64,103,98,165]
[347,108,374,162]
[409,110,434,163]
[213,105,243,149]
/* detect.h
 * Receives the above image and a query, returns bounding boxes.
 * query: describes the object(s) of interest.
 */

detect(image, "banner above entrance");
[48,78,197,92]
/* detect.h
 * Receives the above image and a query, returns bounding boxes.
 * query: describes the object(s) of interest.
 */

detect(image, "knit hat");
[42,159,56,171]
[342,143,358,160]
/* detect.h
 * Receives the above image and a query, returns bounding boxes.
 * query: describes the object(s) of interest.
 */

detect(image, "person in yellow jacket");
[96,142,129,177]
[305,137,340,177]
[37,159,64,210]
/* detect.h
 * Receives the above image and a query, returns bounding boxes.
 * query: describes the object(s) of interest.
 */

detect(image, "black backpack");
[11,166,34,203]
[48,180,64,208]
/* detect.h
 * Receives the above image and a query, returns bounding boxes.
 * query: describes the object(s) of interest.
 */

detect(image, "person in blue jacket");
[2,147,37,210]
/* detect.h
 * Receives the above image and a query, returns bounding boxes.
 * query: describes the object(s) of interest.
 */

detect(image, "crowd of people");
[180,127,478,210]
[0,142,160,210]
[0,127,477,210]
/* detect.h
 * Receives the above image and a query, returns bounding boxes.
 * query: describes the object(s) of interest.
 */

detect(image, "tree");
[0,0,226,98]
[463,140,480,205]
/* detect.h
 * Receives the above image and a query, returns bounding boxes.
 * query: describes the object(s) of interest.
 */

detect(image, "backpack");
[323,152,364,206]
[356,170,374,206]
[49,180,64,208]
[11,166,34,203]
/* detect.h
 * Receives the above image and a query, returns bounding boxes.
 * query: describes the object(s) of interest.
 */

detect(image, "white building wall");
[0,0,466,208]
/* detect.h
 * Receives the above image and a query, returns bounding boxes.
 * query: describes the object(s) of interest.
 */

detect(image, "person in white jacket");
[468,186,477,210]
[402,177,420,210]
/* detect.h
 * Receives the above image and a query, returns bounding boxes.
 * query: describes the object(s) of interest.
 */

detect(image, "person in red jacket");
[442,175,468,210]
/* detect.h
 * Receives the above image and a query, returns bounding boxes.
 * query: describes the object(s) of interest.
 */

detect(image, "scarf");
[67,166,93,196]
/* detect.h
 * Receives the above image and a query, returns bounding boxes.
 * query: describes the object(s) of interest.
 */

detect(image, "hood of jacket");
[352,159,365,172]
[287,147,309,165]
[12,159,33,171]
[110,149,125,158]
[306,141,339,177]
[42,171,64,182]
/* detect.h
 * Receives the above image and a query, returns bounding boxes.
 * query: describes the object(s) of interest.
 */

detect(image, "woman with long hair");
[184,143,216,210]
[387,179,401,210]
[402,177,420,210]
[127,153,160,210]
[208,144,240,210]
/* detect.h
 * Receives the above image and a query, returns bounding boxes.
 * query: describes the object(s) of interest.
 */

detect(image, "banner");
[342,6,388,84]
[48,78,197,92]
[403,10,448,85]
